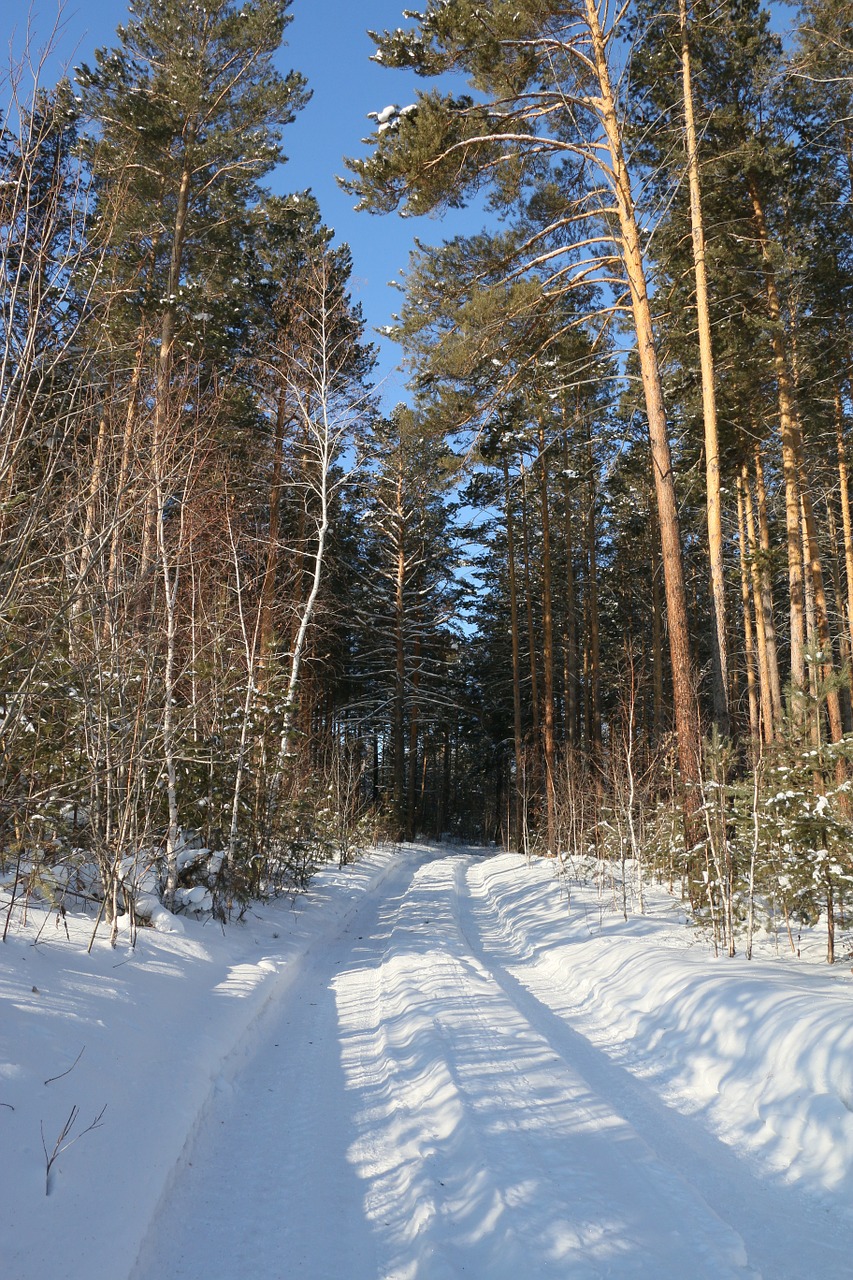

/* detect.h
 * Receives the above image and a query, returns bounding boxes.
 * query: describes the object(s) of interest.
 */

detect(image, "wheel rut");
[130,848,842,1280]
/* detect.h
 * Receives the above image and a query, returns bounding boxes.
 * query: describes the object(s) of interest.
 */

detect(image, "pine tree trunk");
[834,385,853,658]
[407,633,421,842]
[538,425,557,855]
[799,461,844,748]
[736,468,761,746]
[393,469,406,837]
[502,454,525,849]
[747,176,806,711]
[788,328,844,748]
[561,432,579,747]
[800,499,821,747]
[519,463,541,757]
[679,0,729,735]
[157,456,186,911]
[753,445,784,730]
[825,495,853,733]
[742,460,776,744]
[585,425,602,764]
[585,0,702,842]
[649,495,665,740]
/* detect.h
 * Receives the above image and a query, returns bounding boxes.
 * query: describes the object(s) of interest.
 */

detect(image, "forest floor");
[2,843,853,1279]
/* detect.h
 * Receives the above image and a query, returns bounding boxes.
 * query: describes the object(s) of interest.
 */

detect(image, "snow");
[368,104,399,125]
[2,846,853,1279]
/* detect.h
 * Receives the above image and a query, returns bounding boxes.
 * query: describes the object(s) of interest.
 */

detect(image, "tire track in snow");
[329,852,756,1278]
[129,847,840,1279]
[128,851,423,1280]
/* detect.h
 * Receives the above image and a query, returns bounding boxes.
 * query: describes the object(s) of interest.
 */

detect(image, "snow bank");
[0,846,407,1280]
[2,844,852,1280]
[475,853,853,1201]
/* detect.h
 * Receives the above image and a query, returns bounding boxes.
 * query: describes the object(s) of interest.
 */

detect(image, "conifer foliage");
[342,0,853,956]
[3,0,853,962]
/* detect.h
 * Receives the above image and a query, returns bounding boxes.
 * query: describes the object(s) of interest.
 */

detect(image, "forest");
[2,0,853,963]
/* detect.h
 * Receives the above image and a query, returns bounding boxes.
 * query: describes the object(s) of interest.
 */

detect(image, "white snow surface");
[2,844,853,1279]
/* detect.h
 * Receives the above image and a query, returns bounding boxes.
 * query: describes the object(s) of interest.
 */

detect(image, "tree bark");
[538,424,557,855]
[103,328,146,643]
[258,383,290,680]
[679,0,729,734]
[519,463,541,756]
[825,495,853,733]
[561,432,579,747]
[393,465,407,837]
[585,423,602,764]
[752,445,784,731]
[585,0,702,840]
[747,176,806,711]
[736,468,761,745]
[800,498,821,746]
[407,633,421,841]
[70,410,109,644]
[798,461,844,749]
[835,385,853,659]
[649,494,665,740]
[741,460,774,744]
[502,453,525,849]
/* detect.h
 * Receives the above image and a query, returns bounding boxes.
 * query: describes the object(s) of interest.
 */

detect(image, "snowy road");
[130,848,846,1279]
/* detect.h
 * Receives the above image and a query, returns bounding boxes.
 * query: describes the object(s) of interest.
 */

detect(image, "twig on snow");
[44,1045,85,1086]
[41,1103,107,1195]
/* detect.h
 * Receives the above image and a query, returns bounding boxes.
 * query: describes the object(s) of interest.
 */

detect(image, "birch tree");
[265,248,373,822]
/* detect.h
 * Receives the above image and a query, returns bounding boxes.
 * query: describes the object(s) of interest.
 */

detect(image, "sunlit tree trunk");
[736,469,761,746]
[649,493,665,740]
[753,445,784,731]
[800,499,821,747]
[825,495,853,733]
[788,325,844,748]
[742,460,776,744]
[393,465,406,836]
[679,0,729,734]
[747,177,806,711]
[799,462,844,749]
[586,0,702,837]
[835,385,853,658]
[70,410,109,644]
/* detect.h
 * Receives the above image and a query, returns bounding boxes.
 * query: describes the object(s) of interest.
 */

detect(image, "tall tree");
[78,0,308,592]
[351,406,461,839]
[343,0,703,837]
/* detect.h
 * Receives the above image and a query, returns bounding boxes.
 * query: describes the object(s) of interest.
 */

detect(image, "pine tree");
[69,0,310,901]
[350,406,462,839]
[342,0,704,846]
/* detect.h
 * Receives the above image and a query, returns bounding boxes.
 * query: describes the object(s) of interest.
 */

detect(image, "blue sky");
[285,1,483,401]
[15,0,484,407]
